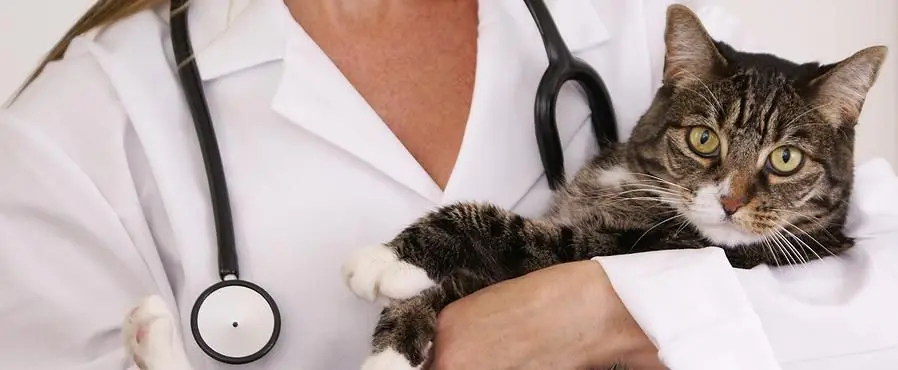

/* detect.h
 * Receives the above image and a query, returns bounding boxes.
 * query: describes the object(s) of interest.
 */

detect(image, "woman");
[1,0,896,369]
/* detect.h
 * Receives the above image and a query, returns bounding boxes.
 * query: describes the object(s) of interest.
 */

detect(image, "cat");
[120,4,887,370]
[339,4,887,370]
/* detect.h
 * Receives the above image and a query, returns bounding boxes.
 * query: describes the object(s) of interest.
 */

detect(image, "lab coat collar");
[270,23,447,203]
[153,0,291,81]
[539,0,612,51]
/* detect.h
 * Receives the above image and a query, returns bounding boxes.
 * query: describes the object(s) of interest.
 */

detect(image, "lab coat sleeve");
[592,1,898,369]
[596,162,898,369]
[0,69,171,368]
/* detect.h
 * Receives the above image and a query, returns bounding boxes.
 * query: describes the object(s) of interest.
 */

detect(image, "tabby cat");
[341,4,888,370]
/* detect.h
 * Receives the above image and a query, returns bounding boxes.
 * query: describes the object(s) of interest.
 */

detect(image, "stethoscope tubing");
[170,0,240,280]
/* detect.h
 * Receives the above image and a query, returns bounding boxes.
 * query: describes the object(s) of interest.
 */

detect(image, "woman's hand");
[428,261,665,370]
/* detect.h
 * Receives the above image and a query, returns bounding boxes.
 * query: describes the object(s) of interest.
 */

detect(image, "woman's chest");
[291,0,480,188]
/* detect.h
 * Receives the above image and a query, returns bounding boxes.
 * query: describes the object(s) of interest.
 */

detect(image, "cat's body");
[122,5,886,370]
[342,5,885,370]
[343,144,854,370]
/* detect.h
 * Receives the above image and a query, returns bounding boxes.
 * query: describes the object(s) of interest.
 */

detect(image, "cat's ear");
[663,5,728,87]
[805,45,888,125]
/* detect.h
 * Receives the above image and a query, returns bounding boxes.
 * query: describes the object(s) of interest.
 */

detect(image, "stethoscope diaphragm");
[190,277,281,364]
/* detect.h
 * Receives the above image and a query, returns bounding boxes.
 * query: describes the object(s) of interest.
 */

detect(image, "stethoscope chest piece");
[172,0,282,364]
[190,278,281,364]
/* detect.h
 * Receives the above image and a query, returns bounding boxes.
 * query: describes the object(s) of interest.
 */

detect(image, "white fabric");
[0,1,895,370]
[596,159,898,369]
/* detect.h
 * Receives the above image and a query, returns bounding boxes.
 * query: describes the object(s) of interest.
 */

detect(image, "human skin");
[429,261,665,369]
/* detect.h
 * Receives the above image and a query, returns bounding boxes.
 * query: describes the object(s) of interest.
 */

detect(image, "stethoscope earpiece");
[190,277,281,364]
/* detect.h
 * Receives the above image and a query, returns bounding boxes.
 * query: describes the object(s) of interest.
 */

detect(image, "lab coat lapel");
[165,0,442,205]
[442,0,611,210]
[270,25,443,204]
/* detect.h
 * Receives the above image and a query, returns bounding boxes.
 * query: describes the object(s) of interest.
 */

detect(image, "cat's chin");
[691,219,766,248]
[683,184,767,248]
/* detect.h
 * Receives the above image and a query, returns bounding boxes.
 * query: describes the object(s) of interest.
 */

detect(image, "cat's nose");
[719,195,747,216]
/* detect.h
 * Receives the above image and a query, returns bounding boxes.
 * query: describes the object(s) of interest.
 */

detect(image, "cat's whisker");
[766,232,791,267]
[771,208,839,242]
[628,214,685,252]
[743,210,838,263]
[585,191,681,203]
[791,122,836,130]
[760,234,781,267]
[770,230,799,268]
[621,186,688,199]
[585,190,674,201]
[606,187,682,197]
[779,218,838,259]
[619,183,682,194]
[777,224,825,264]
[607,194,684,204]
[783,103,835,127]
[775,229,808,266]
[789,121,852,145]
[586,187,686,204]
[671,69,724,112]
[680,86,718,112]
[766,208,838,254]
[596,196,684,208]
[673,219,691,237]
[623,173,691,191]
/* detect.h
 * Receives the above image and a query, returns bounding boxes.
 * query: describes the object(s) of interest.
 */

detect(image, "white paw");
[360,348,422,370]
[123,295,192,370]
[342,244,436,304]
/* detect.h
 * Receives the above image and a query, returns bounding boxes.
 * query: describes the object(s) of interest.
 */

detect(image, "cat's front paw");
[341,244,436,304]
[123,295,192,370]
[360,348,423,370]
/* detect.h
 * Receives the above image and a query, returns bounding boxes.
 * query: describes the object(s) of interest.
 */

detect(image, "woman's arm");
[0,56,172,369]
[427,260,668,370]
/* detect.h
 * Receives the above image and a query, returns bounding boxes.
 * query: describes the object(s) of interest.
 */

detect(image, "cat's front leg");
[342,202,608,369]
[341,243,438,306]
[123,295,194,370]
[341,202,594,305]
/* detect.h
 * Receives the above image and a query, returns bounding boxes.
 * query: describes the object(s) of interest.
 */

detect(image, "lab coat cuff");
[592,248,782,369]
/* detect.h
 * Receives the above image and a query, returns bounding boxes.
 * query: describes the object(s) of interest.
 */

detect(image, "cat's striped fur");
[345,4,886,370]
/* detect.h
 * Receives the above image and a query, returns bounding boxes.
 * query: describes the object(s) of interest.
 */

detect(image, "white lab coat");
[0,0,896,369]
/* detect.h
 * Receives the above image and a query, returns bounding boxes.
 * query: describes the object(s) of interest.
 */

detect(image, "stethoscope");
[169,0,617,364]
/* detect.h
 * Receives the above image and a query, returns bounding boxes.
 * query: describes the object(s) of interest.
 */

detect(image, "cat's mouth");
[681,185,767,248]
[686,215,766,248]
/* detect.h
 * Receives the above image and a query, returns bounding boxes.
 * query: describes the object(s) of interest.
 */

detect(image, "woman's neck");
[283,0,410,27]
[279,0,479,189]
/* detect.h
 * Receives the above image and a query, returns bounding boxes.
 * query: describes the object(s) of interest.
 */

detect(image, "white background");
[1,0,896,166]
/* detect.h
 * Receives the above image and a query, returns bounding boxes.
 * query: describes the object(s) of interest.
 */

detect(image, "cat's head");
[627,5,887,247]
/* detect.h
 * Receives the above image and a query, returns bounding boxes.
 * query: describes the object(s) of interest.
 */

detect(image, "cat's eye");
[685,126,720,157]
[767,146,804,176]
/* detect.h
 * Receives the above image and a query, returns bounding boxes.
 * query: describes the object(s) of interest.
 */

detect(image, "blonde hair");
[19,0,168,92]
